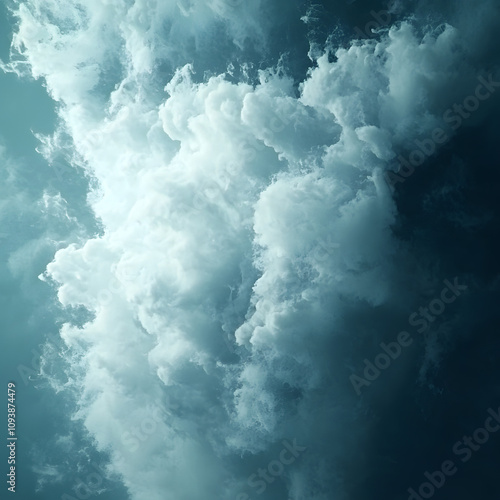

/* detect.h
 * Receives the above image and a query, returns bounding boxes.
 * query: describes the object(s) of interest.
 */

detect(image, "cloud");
[32,464,64,492]
[4,0,499,499]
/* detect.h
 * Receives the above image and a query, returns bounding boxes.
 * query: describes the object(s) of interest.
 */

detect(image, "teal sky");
[0,3,57,156]
[1,1,499,499]
[0,5,125,499]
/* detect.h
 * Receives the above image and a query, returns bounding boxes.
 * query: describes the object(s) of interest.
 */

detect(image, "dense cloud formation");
[3,0,500,499]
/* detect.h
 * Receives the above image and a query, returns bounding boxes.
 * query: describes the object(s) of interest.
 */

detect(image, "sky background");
[0,1,499,499]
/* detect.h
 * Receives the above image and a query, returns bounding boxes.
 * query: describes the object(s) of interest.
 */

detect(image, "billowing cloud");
[3,0,500,499]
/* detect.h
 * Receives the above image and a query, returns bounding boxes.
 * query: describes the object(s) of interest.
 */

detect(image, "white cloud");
[5,1,499,498]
